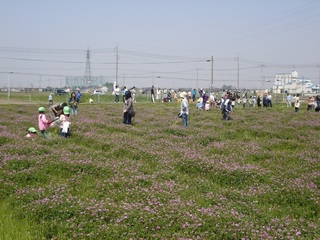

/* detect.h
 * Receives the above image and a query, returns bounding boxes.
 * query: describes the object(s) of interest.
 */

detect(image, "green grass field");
[0,96,319,239]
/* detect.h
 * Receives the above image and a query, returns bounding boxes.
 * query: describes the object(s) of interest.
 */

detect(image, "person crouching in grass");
[26,127,37,138]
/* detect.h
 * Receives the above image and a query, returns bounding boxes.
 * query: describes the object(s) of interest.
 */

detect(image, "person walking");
[179,91,189,127]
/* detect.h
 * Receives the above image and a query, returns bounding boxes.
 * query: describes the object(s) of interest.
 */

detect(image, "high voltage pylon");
[83,48,92,87]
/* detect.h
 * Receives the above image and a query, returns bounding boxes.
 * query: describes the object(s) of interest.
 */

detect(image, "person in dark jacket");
[122,91,134,125]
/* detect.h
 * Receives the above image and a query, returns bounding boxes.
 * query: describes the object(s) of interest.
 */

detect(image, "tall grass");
[0,100,319,239]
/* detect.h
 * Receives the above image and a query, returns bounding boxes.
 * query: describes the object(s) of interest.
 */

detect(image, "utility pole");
[318,63,320,94]
[211,56,213,93]
[115,45,119,86]
[260,65,265,89]
[234,55,240,90]
[7,72,12,103]
[84,48,92,87]
[196,68,199,91]
[39,75,42,89]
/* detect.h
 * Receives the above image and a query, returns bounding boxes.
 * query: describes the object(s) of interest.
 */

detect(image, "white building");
[273,71,315,94]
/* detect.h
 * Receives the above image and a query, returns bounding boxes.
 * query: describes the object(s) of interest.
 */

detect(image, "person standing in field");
[192,89,197,102]
[286,93,292,107]
[221,92,233,120]
[307,96,314,111]
[38,107,49,139]
[122,86,127,103]
[59,106,71,138]
[122,91,134,125]
[76,90,82,103]
[151,85,155,103]
[179,91,189,127]
[69,92,78,117]
[294,94,300,112]
[156,88,161,102]
[48,93,53,105]
[257,96,261,107]
[266,93,272,107]
[242,95,247,108]
[315,95,320,112]
[130,86,136,103]
[249,96,254,108]
[114,85,120,103]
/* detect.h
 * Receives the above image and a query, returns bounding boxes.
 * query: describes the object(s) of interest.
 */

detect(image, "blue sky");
[0,0,320,89]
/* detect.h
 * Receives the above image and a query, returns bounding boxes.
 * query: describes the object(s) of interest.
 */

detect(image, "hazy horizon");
[1,0,319,89]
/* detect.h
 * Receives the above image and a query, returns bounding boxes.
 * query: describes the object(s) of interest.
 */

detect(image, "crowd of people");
[26,90,83,139]
[27,87,320,136]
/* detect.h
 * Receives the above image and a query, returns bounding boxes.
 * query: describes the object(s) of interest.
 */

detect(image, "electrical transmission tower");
[83,48,92,87]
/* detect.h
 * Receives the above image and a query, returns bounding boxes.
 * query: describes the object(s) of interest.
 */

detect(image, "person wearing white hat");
[179,91,189,127]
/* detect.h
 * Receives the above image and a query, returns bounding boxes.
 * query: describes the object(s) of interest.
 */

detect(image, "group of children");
[26,104,71,139]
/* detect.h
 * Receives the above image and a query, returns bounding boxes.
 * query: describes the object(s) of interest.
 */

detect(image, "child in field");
[38,107,49,139]
[59,106,71,138]
[205,101,210,111]
[26,127,37,138]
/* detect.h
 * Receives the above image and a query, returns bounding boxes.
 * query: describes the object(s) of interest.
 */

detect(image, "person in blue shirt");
[76,90,82,103]
[122,86,127,103]
[192,89,196,102]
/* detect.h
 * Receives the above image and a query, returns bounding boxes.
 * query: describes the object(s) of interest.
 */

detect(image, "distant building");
[273,71,316,94]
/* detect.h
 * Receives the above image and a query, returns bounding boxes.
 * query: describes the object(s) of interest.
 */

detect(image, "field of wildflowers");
[0,98,319,239]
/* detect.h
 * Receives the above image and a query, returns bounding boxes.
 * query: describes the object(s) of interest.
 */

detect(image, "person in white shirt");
[266,93,272,107]
[286,93,292,107]
[114,85,120,103]
[179,92,189,127]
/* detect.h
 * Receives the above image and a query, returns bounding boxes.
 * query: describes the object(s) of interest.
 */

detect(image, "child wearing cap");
[26,127,37,138]
[38,107,49,139]
[59,106,71,138]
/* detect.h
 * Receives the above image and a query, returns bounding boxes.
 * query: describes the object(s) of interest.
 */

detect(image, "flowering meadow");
[0,100,319,239]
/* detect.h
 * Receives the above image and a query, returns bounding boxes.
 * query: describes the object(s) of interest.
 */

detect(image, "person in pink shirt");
[38,107,49,139]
